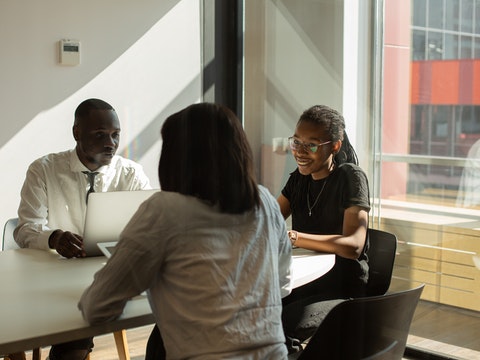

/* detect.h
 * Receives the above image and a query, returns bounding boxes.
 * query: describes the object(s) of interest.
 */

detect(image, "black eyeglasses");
[288,137,332,153]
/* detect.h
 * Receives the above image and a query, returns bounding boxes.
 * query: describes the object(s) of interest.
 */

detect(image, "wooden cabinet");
[377,215,480,312]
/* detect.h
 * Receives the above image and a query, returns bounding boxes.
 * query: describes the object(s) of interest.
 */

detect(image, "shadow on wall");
[0,0,182,148]
[0,0,202,235]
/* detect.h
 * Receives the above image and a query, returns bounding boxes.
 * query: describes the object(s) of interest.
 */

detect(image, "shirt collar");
[68,148,113,175]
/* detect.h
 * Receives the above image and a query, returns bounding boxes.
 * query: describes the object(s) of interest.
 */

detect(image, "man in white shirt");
[12,98,151,360]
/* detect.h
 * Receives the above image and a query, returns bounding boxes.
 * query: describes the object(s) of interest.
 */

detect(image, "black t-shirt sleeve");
[339,164,371,211]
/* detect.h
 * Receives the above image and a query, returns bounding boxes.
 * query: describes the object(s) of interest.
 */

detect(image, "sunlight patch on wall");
[0,0,201,230]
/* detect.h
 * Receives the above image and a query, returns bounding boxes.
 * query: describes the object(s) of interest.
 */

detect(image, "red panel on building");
[431,61,459,104]
[474,61,480,104]
[411,60,480,105]
[459,60,473,104]
[410,62,421,104]
[411,62,432,104]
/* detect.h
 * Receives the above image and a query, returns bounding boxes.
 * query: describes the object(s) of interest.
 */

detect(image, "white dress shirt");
[15,149,151,250]
[79,186,292,360]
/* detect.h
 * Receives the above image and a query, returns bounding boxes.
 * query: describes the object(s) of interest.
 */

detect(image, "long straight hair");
[159,103,260,214]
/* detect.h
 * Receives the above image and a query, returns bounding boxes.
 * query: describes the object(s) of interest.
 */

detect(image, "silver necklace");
[307,179,327,216]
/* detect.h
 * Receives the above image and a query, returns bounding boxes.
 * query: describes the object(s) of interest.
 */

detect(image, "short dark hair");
[159,103,260,214]
[74,98,115,125]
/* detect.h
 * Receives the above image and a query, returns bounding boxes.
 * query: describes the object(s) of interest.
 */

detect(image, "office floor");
[19,301,480,360]
[21,325,151,359]
[405,300,480,360]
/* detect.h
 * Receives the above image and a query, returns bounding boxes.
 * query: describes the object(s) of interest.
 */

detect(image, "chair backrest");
[2,218,19,251]
[297,284,425,360]
[366,228,397,296]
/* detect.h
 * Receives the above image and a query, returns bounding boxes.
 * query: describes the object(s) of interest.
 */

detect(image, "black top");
[282,163,371,292]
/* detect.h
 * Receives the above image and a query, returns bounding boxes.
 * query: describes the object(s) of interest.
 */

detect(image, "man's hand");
[49,230,86,258]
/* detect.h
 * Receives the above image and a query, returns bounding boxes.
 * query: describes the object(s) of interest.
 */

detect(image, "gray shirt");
[79,186,291,360]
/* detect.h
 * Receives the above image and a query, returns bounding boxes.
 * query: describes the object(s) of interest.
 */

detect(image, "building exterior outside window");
[409,0,480,206]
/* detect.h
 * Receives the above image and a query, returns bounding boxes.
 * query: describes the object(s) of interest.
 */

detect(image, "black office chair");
[282,228,399,355]
[289,284,425,360]
[365,228,398,296]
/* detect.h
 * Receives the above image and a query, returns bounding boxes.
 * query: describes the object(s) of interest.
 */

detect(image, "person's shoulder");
[337,162,365,174]
[335,163,368,182]
[151,191,211,216]
[289,168,301,176]
[112,155,141,166]
[286,168,304,182]
[258,184,269,194]
[257,185,281,210]
[110,155,144,171]
[29,149,71,168]
[258,184,274,201]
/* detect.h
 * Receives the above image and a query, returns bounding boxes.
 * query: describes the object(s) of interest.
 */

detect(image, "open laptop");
[82,189,159,256]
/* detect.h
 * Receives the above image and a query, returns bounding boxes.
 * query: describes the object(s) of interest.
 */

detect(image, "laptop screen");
[82,189,159,256]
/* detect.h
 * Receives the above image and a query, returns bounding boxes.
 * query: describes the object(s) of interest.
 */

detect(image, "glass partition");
[373,0,480,356]
[243,0,480,358]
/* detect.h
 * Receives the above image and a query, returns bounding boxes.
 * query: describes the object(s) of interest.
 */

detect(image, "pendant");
[307,178,327,218]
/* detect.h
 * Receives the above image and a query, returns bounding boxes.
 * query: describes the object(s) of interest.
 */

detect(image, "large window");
[243,0,480,358]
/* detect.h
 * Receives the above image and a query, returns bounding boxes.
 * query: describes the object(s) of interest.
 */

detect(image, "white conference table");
[0,247,334,355]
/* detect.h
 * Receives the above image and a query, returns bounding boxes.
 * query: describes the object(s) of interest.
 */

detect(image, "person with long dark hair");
[79,103,292,359]
[278,105,371,352]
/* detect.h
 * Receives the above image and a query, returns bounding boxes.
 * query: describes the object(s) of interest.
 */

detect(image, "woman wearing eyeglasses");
[277,105,371,353]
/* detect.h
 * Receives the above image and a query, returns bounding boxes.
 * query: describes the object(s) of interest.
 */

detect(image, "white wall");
[244,0,344,195]
[0,0,202,232]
